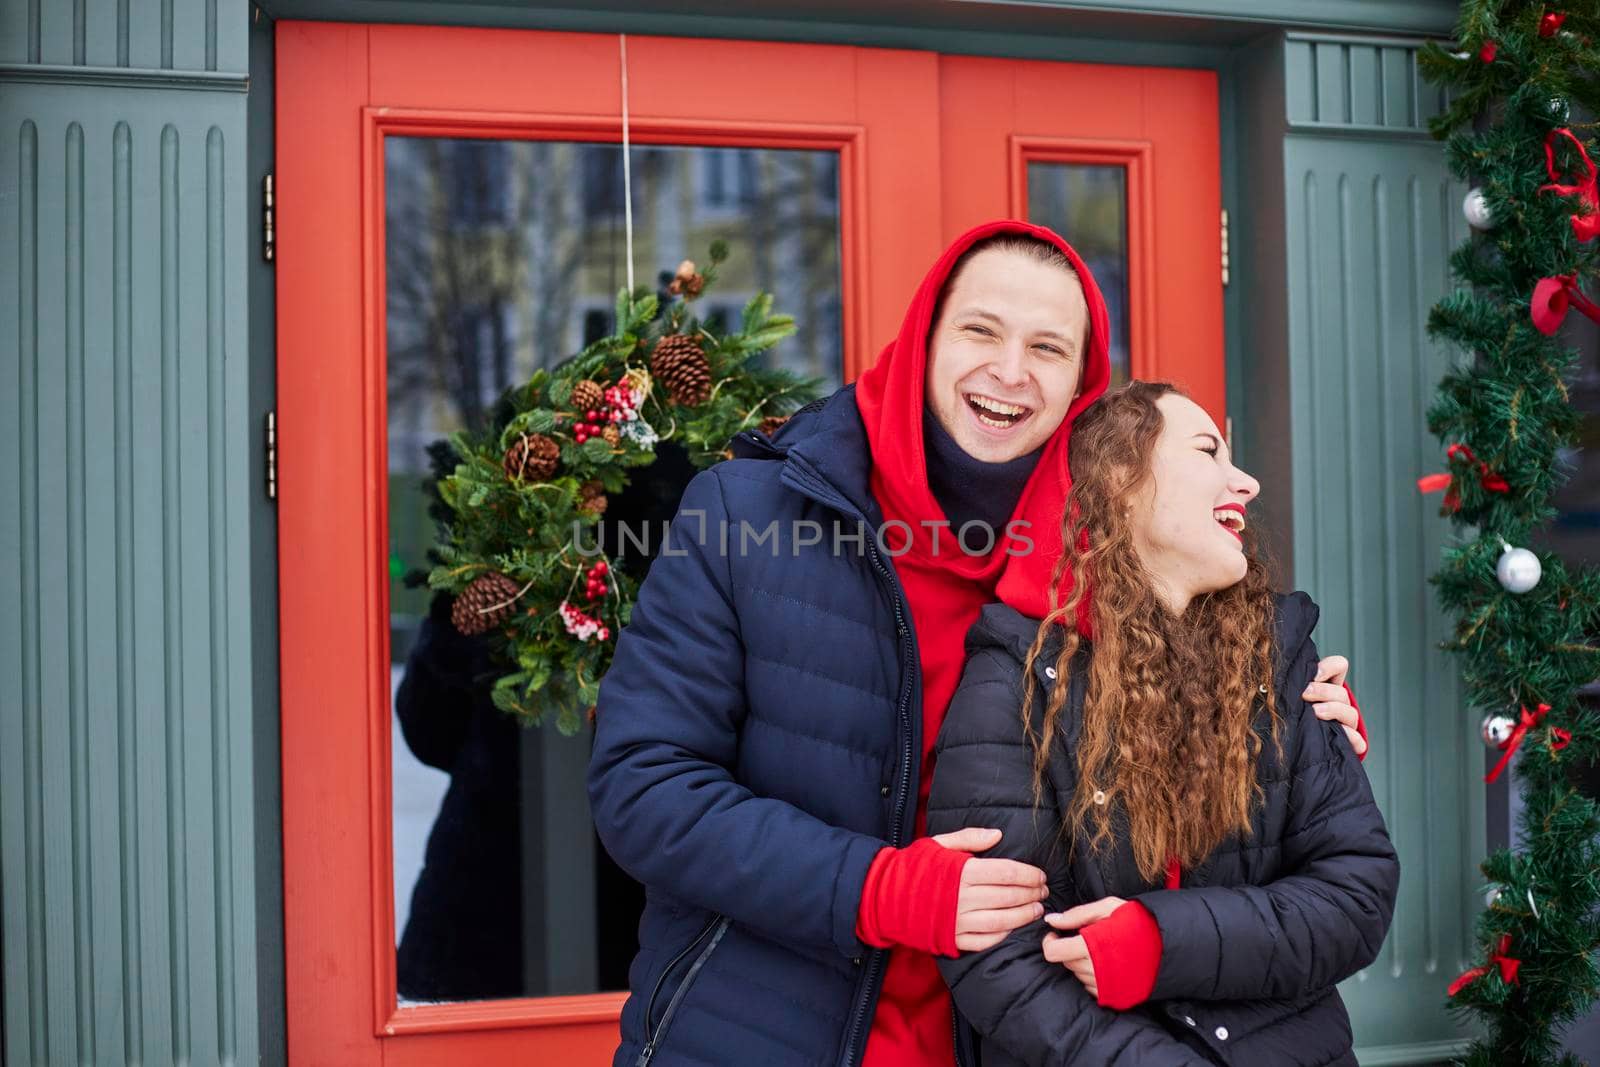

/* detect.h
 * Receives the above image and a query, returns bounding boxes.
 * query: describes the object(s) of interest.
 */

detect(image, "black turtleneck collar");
[923,408,1043,539]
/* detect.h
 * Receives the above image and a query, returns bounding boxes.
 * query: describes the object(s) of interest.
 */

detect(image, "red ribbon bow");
[1417,444,1511,511]
[1532,273,1600,335]
[1538,128,1600,242]
[1448,934,1521,996]
[1486,703,1553,783]
[1552,727,1573,751]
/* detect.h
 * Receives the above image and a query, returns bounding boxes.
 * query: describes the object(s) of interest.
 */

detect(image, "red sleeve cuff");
[1342,682,1368,762]
[1079,901,1163,1010]
[854,838,970,958]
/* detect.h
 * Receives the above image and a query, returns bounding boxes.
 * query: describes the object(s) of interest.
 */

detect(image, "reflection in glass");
[1026,163,1132,385]
[384,138,843,1004]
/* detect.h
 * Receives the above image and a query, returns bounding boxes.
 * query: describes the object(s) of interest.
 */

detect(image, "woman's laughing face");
[1129,393,1261,613]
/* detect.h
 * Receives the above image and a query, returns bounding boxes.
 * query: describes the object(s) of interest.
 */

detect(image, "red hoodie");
[852,220,1112,1067]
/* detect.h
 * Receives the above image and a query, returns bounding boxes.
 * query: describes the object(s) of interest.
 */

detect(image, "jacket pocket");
[636,915,730,1066]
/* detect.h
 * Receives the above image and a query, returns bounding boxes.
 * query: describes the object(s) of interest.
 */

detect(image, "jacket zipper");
[637,916,730,1066]
[774,454,923,1067]
[837,537,916,1067]
[951,1002,971,1067]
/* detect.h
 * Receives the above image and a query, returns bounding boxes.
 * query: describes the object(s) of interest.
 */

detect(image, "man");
[587,220,1366,1067]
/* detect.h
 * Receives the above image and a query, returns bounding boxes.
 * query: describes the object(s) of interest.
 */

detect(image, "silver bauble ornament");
[1548,96,1571,122]
[1496,545,1542,594]
[1463,187,1494,230]
[1482,713,1517,748]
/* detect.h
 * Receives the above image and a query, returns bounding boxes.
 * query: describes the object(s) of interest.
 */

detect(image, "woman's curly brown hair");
[1020,380,1282,883]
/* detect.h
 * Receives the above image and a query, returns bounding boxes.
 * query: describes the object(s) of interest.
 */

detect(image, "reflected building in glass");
[382,137,843,1003]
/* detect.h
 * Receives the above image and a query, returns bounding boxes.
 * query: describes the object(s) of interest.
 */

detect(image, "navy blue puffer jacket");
[588,387,925,1067]
[928,595,1399,1067]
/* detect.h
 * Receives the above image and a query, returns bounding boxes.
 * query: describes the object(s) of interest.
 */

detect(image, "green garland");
[1418,4,1600,1062]
[425,243,819,733]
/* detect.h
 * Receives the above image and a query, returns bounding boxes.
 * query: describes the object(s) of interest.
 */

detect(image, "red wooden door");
[941,56,1225,419]
[276,21,1222,1066]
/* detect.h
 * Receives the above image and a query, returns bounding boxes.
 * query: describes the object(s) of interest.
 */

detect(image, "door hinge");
[266,410,277,501]
[263,173,275,263]
[1220,208,1231,287]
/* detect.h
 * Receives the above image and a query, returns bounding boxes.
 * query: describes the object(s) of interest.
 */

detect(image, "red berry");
[610,411,622,422]
[587,410,600,421]
[599,628,611,641]
[594,562,609,576]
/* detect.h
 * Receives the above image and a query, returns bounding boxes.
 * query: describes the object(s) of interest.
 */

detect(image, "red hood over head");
[855,219,1111,618]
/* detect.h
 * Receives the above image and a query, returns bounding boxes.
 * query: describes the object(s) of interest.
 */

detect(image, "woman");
[928,381,1399,1067]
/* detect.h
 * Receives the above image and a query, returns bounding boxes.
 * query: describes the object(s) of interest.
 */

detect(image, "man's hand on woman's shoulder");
[1305,654,1368,759]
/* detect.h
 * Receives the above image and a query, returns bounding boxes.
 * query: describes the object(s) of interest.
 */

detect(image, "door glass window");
[383,137,842,1003]
[1026,163,1132,386]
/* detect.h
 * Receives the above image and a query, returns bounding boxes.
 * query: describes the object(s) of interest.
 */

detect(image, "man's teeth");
[967,394,1029,428]
[967,394,1026,416]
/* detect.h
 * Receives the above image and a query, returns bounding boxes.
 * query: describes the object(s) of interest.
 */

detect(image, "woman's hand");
[1305,655,1367,757]
[933,828,1050,951]
[1040,896,1127,996]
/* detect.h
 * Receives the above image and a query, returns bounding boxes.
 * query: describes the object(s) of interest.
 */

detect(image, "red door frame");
[276,21,1222,1066]
[276,21,944,1066]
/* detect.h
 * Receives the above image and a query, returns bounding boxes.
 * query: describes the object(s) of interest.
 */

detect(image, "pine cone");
[759,415,790,438]
[602,424,622,448]
[570,379,604,413]
[577,480,608,516]
[651,334,712,406]
[669,258,706,299]
[504,433,560,482]
[451,571,522,636]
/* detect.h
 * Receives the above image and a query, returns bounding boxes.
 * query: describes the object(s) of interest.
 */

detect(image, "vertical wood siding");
[0,4,259,1063]
[1281,33,1484,1066]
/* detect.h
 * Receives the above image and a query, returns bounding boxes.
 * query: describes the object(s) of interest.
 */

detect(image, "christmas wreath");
[426,243,819,732]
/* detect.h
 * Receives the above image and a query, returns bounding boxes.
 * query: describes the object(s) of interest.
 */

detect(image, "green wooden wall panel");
[0,0,246,71]
[0,20,261,1065]
[1285,33,1448,133]
[1283,123,1483,1064]
[0,0,246,72]
[1235,30,1486,1064]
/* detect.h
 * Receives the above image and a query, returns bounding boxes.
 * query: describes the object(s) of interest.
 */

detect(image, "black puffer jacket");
[928,593,1399,1067]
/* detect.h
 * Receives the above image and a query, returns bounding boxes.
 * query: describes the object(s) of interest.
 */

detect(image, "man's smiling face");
[924,246,1090,463]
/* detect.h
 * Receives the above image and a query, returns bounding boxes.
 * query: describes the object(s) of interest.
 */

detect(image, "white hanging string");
[619,34,636,295]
